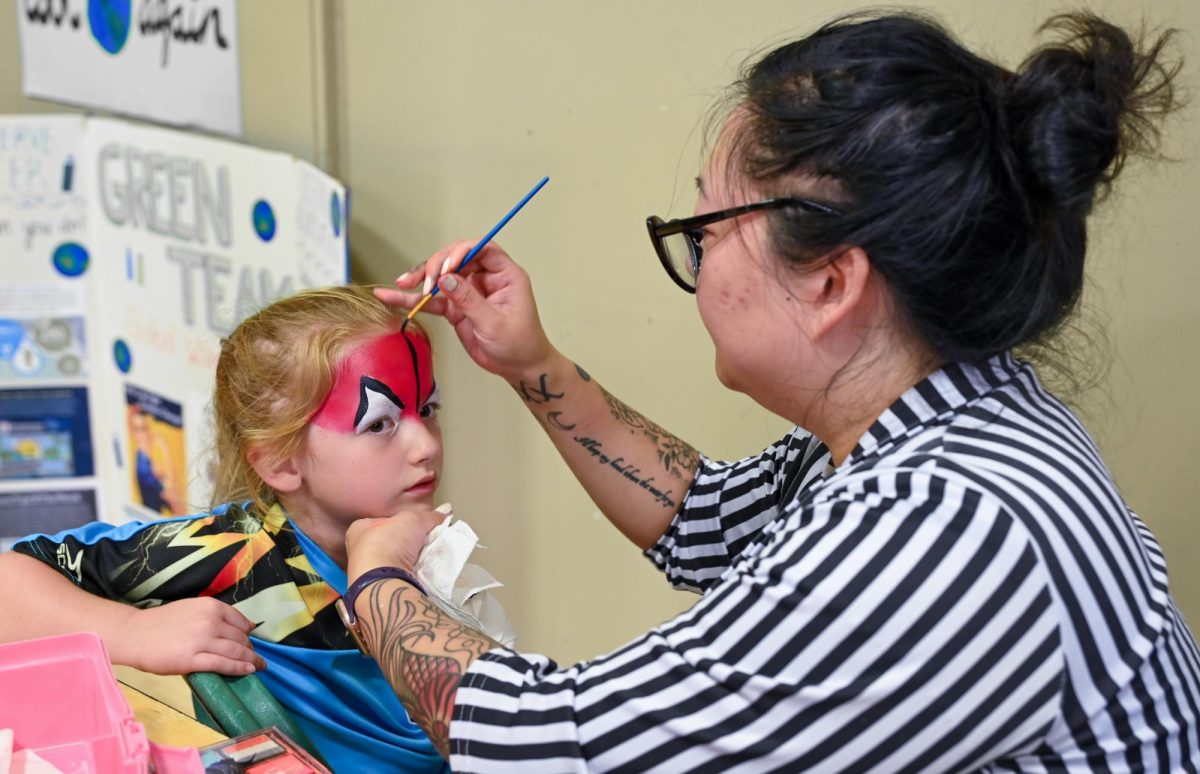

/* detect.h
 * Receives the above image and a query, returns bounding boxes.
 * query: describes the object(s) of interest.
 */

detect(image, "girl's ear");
[249,444,303,494]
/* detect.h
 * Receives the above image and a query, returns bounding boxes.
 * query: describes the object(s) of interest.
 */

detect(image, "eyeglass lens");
[662,230,702,287]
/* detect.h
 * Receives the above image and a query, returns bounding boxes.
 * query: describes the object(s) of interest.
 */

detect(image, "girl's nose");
[401,417,441,464]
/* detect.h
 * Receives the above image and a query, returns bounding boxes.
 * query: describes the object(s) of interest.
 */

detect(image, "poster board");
[16,0,242,136]
[0,115,348,547]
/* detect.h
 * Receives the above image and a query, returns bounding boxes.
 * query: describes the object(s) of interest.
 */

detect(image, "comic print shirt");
[13,502,449,774]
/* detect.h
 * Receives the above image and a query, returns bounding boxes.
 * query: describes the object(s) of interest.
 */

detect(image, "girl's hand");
[374,241,558,381]
[122,597,266,676]
[344,508,446,582]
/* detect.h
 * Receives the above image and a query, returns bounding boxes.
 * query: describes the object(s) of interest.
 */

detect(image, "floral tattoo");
[598,385,699,479]
[359,582,497,759]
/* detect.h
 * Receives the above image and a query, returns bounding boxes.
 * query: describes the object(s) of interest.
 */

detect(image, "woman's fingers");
[393,239,494,294]
[373,286,451,315]
[380,239,504,318]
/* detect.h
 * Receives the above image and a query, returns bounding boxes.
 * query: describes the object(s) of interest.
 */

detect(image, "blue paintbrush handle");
[429,175,550,297]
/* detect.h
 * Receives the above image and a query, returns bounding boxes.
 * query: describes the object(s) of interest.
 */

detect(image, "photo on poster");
[0,315,88,381]
[0,387,93,480]
[124,384,187,516]
[0,488,98,552]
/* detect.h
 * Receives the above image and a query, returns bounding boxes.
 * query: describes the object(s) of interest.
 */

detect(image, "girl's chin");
[396,493,437,510]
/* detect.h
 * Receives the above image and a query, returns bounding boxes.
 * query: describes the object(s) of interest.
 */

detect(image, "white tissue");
[414,503,517,647]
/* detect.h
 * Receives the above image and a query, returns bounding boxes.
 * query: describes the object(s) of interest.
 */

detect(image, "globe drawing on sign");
[331,192,342,237]
[253,200,277,242]
[113,339,132,374]
[52,243,90,277]
[88,0,132,55]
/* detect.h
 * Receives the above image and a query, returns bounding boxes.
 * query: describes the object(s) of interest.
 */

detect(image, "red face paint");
[312,331,435,433]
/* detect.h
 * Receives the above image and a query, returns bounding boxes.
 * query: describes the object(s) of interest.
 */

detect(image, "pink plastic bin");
[0,631,202,773]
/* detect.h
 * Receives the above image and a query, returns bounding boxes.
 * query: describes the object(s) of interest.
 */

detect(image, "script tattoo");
[360,583,497,760]
[574,436,677,507]
[598,386,699,479]
[513,373,564,404]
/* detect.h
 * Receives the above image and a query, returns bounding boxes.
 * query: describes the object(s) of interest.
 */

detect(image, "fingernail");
[423,275,433,294]
[440,274,459,291]
[442,255,457,275]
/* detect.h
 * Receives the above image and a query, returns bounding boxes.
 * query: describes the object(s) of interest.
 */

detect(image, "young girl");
[0,285,453,773]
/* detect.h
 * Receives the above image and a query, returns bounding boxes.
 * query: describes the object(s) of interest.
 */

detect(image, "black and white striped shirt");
[450,353,1200,772]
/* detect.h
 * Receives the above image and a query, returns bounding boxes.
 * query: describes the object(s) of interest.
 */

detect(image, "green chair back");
[186,671,327,766]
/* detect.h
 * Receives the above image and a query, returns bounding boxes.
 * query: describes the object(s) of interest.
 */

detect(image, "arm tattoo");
[546,410,576,430]
[598,385,699,478]
[512,373,563,404]
[359,582,497,759]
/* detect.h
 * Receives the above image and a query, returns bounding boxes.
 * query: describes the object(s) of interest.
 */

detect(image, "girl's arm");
[0,549,264,675]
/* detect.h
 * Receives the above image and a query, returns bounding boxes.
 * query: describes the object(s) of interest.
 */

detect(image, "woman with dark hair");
[352,11,1198,771]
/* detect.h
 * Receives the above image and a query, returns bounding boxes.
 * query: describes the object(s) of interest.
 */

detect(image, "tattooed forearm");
[359,581,498,759]
[512,373,564,404]
[514,365,698,487]
[597,385,699,478]
[574,436,677,507]
[546,410,576,430]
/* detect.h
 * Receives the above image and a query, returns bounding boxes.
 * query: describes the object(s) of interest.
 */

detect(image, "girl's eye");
[366,417,394,434]
[419,402,440,419]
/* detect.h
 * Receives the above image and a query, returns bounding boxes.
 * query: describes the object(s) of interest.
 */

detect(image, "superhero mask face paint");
[312,331,438,434]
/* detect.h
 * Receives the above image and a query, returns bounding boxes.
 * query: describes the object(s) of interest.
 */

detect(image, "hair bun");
[1007,13,1179,214]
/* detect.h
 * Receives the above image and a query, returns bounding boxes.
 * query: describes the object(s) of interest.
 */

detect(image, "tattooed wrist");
[512,373,564,405]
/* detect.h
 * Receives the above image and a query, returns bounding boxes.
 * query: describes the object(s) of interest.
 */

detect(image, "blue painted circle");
[252,200,277,242]
[88,0,131,55]
[52,242,90,277]
[331,192,342,237]
[113,339,132,373]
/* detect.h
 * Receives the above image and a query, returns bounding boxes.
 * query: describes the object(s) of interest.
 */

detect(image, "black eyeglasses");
[646,197,841,293]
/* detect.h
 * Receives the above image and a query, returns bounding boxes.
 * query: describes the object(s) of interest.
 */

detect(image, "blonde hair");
[212,285,428,514]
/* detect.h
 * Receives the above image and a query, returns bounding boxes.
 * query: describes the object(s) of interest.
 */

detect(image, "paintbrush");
[405,176,550,325]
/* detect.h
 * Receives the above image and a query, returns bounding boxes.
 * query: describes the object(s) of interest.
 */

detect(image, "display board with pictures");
[0,115,349,548]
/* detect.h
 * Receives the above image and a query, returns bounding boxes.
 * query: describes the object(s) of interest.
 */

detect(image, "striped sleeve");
[450,471,1066,772]
[645,427,828,592]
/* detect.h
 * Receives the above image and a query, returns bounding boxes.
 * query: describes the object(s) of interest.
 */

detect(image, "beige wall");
[3,0,1198,667]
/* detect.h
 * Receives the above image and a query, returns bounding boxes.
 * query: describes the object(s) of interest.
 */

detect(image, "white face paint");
[354,377,406,436]
[353,380,441,436]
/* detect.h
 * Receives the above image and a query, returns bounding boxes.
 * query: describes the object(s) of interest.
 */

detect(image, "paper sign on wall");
[16,0,243,136]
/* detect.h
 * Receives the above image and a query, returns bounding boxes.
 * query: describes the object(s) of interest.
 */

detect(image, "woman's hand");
[374,241,558,381]
[121,597,266,676]
[344,508,446,583]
